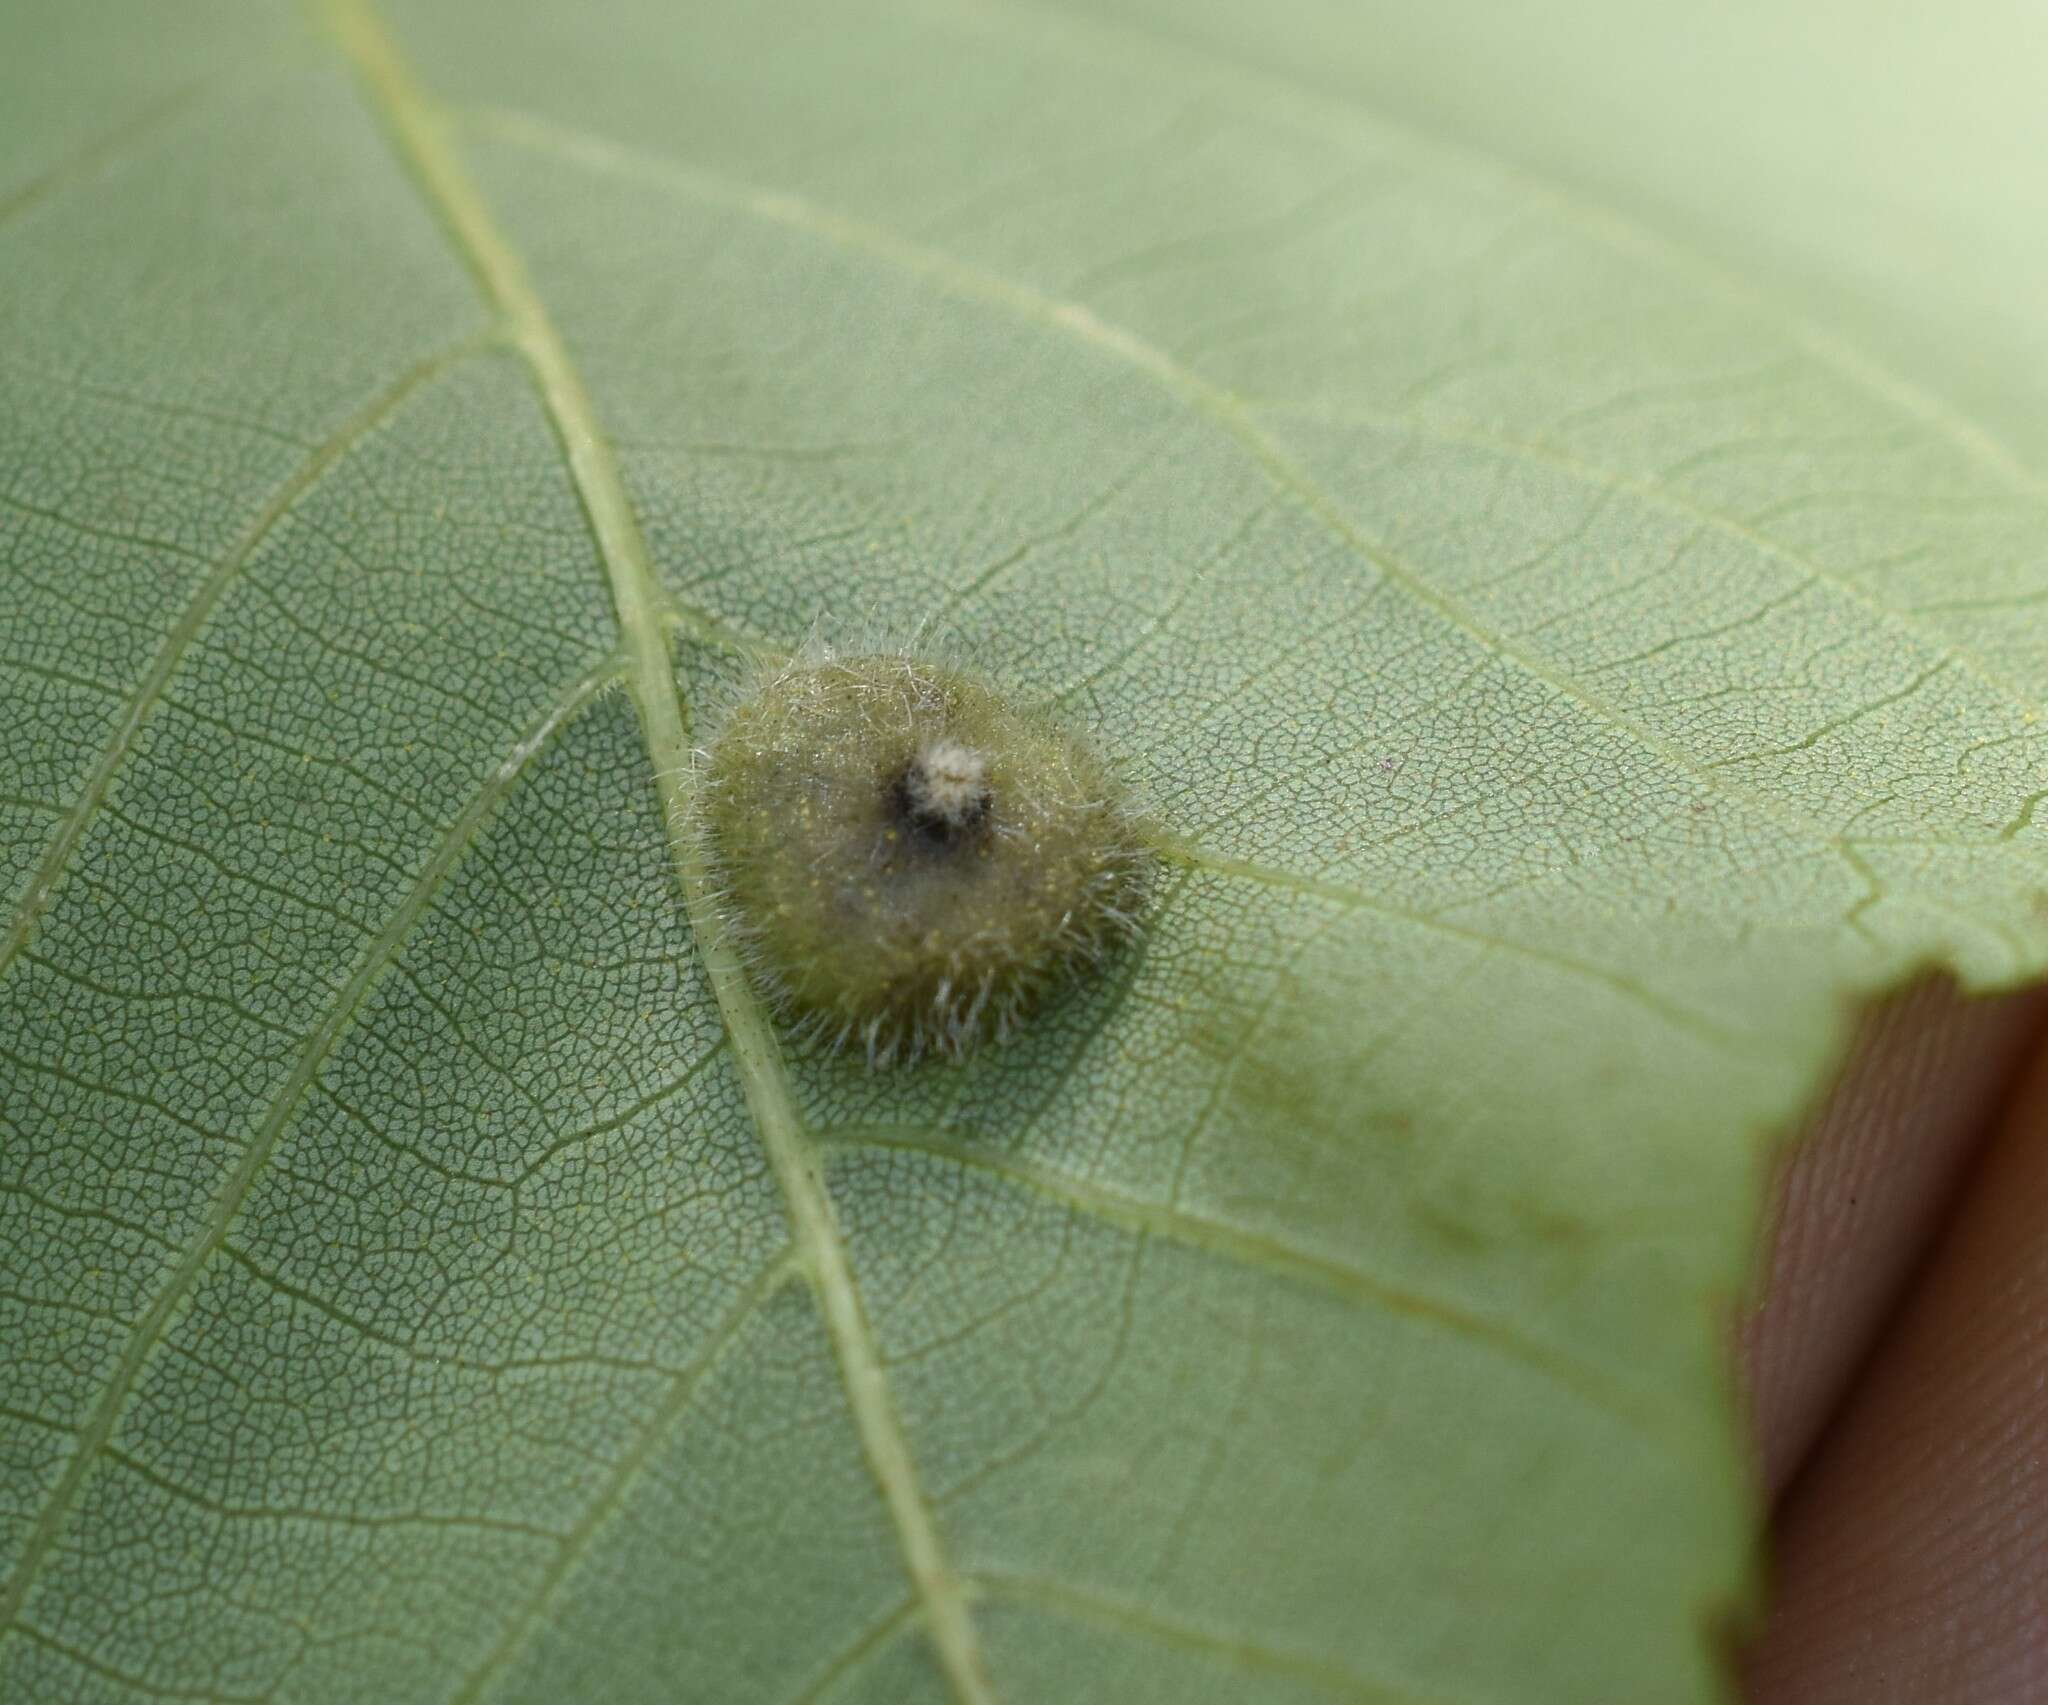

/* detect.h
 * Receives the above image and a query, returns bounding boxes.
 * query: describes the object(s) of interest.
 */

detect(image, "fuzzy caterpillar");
[698,652,1153,1067]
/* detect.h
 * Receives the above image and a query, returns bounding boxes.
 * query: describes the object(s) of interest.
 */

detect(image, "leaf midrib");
[314,4,998,1701]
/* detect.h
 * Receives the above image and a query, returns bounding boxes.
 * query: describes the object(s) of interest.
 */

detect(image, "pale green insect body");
[699,652,1152,1066]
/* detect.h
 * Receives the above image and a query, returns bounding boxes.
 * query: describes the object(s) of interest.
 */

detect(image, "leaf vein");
[977,0,2047,498]
[0,334,496,991]
[816,1123,1678,1443]
[319,8,998,1699]
[465,108,1852,855]
[0,657,615,1650]
[1152,838,1743,1048]
[973,1571,1450,1705]
[445,1254,800,1705]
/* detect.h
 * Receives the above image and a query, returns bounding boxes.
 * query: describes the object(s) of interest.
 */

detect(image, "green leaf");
[3,1,2043,1700]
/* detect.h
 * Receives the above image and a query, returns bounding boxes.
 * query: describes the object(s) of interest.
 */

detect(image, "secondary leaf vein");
[0,333,495,990]
[0,656,616,1648]
[463,108,1861,855]
[814,1123,1678,1441]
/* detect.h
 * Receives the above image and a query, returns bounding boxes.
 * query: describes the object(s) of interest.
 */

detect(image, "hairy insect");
[698,652,1152,1066]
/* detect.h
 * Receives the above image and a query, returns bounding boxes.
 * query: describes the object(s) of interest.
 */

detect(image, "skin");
[1740,978,2048,1703]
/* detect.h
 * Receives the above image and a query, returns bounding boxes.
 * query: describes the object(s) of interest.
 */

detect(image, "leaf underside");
[3,3,2045,1702]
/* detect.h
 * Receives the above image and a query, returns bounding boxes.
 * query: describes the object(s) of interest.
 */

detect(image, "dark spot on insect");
[891,739,993,845]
